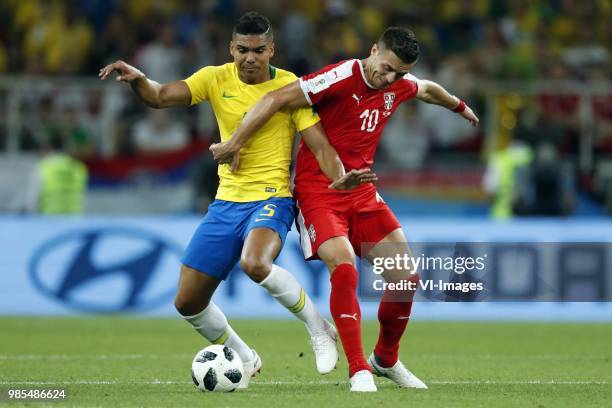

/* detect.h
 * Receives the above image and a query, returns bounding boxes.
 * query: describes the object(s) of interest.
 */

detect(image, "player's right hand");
[210,141,240,164]
[328,168,378,190]
[98,60,145,82]
[209,141,242,172]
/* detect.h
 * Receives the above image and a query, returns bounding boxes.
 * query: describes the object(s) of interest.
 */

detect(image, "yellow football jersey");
[184,63,319,202]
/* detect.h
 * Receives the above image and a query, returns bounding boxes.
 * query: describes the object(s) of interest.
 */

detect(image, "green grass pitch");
[0,317,610,407]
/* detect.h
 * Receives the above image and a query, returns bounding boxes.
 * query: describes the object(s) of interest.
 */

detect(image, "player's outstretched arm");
[415,80,479,126]
[301,122,378,190]
[99,60,191,108]
[210,80,309,164]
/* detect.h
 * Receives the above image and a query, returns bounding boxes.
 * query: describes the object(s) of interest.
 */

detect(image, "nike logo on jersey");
[397,316,410,320]
[222,91,237,98]
[352,94,363,104]
[339,313,358,320]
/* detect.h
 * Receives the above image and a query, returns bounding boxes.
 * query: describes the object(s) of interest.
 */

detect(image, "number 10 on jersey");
[359,109,379,132]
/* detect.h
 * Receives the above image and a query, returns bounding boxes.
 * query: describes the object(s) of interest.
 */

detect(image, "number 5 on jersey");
[259,204,276,217]
[360,109,379,132]
[254,203,277,222]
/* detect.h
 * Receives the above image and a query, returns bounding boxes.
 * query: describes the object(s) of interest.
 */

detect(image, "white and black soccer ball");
[191,345,244,392]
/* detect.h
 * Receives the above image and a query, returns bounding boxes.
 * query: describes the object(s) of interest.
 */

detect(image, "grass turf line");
[0,318,610,407]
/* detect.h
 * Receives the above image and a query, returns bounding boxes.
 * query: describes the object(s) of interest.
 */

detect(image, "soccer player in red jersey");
[211,27,479,391]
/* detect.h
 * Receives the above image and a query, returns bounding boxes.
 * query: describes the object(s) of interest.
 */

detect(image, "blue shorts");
[182,197,295,280]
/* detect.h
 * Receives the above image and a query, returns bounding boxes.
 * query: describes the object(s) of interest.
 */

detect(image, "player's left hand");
[460,105,479,126]
[328,168,378,190]
[210,141,239,164]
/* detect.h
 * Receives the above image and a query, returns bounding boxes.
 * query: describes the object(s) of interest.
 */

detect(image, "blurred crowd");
[1,0,609,79]
[1,0,609,153]
[0,0,610,215]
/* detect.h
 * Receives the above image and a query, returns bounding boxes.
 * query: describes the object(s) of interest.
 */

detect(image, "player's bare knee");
[240,255,271,283]
[317,237,357,272]
[174,294,208,317]
[175,265,219,315]
[173,295,189,316]
[324,252,357,272]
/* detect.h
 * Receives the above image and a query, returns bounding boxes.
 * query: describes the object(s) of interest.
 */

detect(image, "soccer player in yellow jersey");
[99,12,375,388]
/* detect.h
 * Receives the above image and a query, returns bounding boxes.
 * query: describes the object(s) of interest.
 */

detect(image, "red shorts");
[295,186,401,260]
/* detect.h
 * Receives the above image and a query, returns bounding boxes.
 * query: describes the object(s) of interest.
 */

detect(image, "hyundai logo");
[29,227,182,313]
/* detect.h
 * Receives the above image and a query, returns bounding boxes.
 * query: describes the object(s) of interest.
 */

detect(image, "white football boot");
[308,320,339,374]
[368,353,428,389]
[238,349,262,389]
[349,370,377,392]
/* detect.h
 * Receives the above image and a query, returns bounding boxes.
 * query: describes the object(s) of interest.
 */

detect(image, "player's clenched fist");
[98,60,145,82]
[210,141,239,164]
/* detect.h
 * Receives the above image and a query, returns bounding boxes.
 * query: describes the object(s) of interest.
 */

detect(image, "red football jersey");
[295,59,419,194]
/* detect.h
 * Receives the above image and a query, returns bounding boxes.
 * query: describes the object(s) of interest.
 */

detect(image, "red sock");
[374,298,413,368]
[374,272,418,367]
[329,263,370,376]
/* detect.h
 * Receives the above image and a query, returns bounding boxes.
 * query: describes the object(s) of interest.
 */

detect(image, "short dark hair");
[232,11,273,40]
[378,27,419,64]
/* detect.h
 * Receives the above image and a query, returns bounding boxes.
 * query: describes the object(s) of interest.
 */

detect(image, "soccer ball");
[191,345,244,392]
